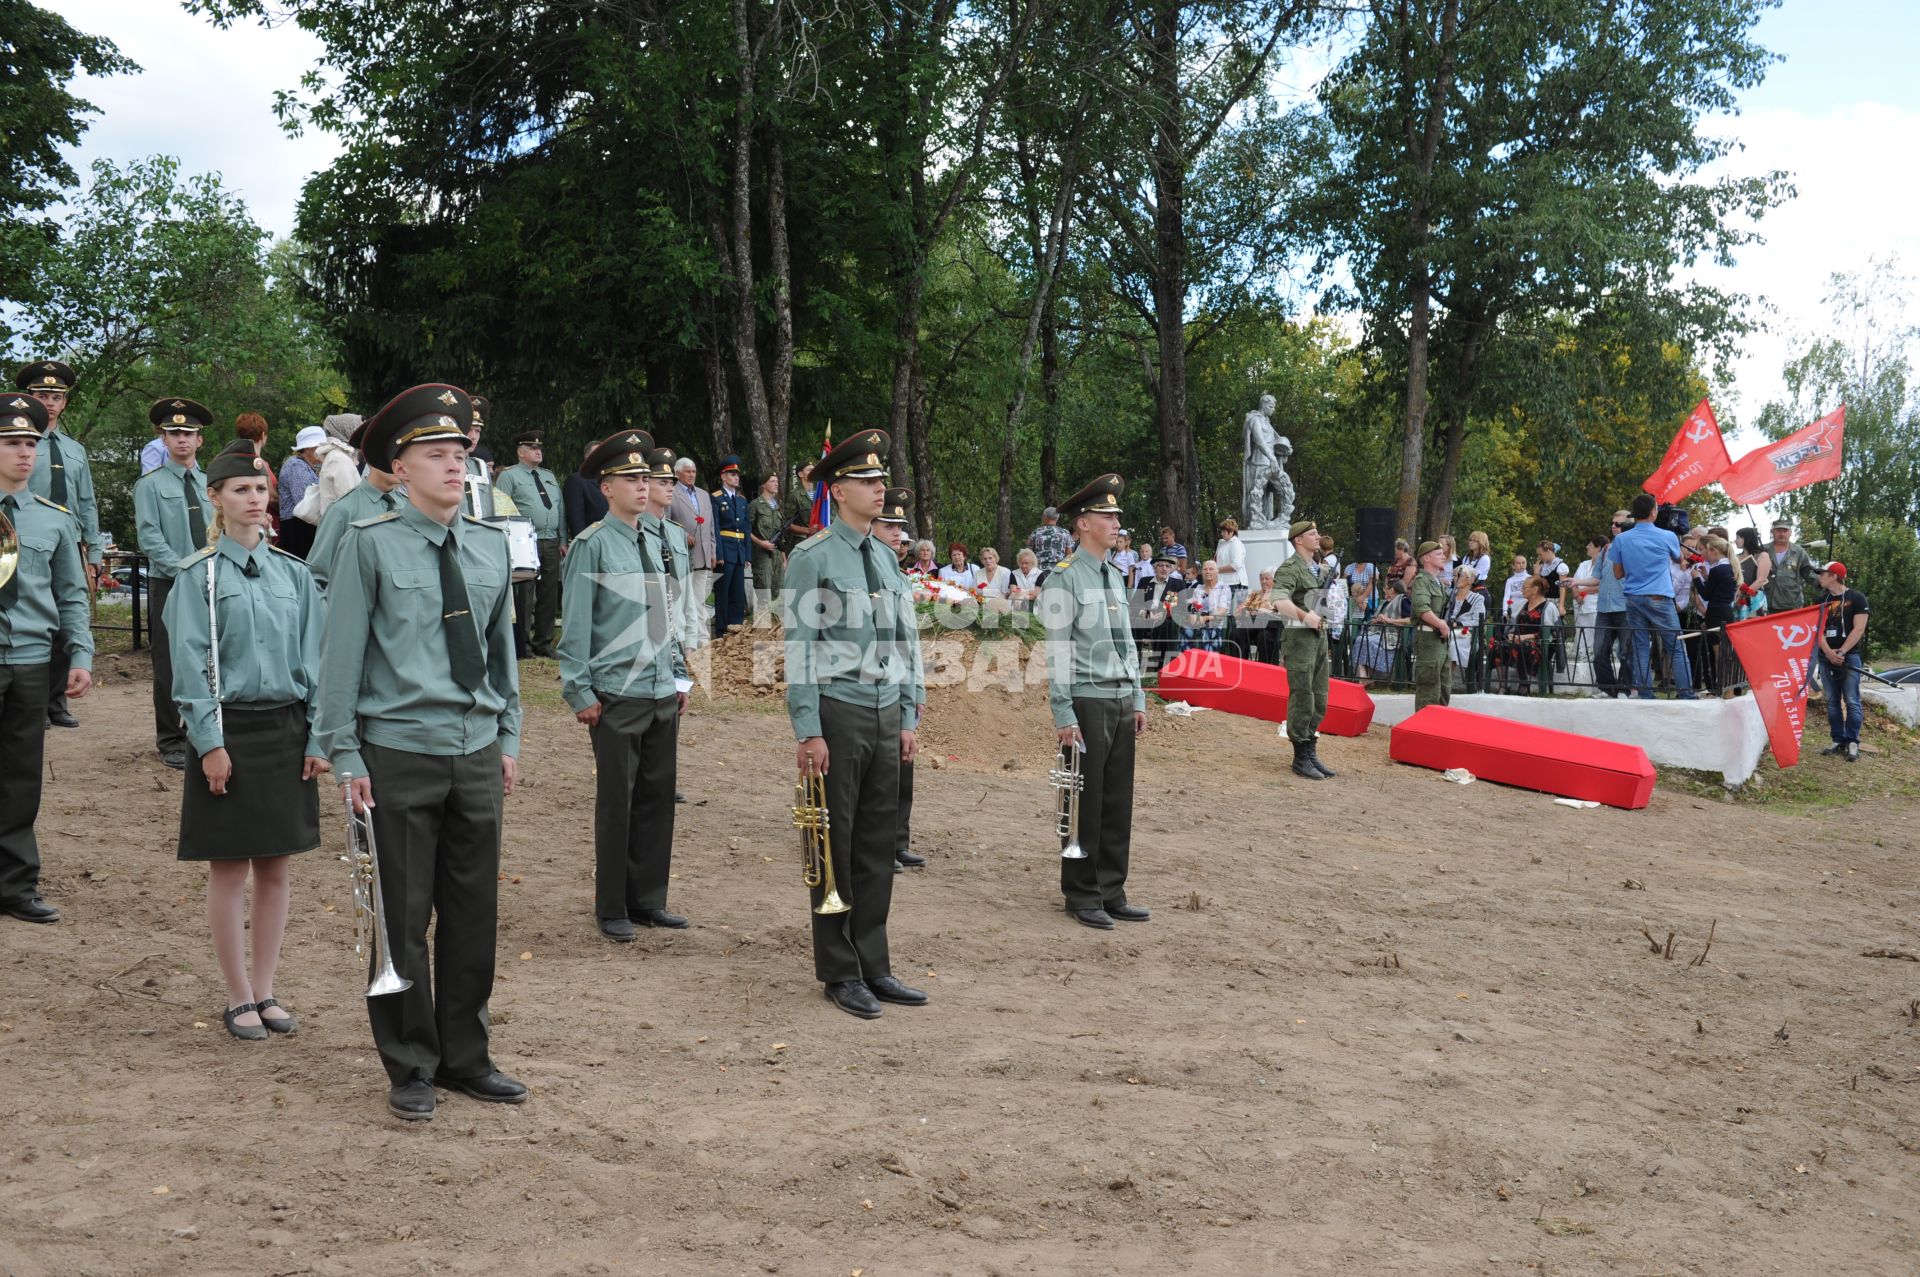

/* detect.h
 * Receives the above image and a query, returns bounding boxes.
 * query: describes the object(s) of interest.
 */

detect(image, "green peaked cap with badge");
[148,397,213,430]
[1058,473,1125,519]
[361,383,473,471]
[0,394,48,439]
[582,429,656,479]
[818,429,890,482]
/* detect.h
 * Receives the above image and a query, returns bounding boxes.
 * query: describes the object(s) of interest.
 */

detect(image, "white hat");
[294,425,327,450]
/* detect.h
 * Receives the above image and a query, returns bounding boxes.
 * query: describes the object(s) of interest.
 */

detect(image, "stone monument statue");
[1242,393,1294,531]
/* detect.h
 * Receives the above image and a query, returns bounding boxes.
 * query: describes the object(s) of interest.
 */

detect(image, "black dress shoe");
[867,975,928,1006]
[1107,902,1151,922]
[823,980,883,1019]
[895,848,927,869]
[47,710,79,728]
[631,908,688,929]
[5,897,60,923]
[440,1071,528,1104]
[388,1079,436,1121]
[160,748,187,770]
[1071,907,1115,930]
[599,917,637,943]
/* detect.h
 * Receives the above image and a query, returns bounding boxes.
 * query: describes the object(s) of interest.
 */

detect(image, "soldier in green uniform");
[461,396,498,519]
[307,419,406,593]
[18,361,100,729]
[0,394,94,923]
[165,440,326,1039]
[314,383,526,1123]
[1271,519,1336,780]
[1040,474,1148,930]
[641,447,703,659]
[494,431,564,656]
[874,485,927,871]
[783,430,927,1018]
[1410,540,1455,710]
[749,471,785,615]
[559,429,694,941]
[133,398,214,768]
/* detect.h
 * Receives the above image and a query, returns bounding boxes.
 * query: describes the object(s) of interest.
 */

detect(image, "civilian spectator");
[1500,554,1531,619]
[1462,530,1493,594]
[1111,531,1140,584]
[295,413,363,527]
[1132,553,1185,668]
[937,542,977,589]
[1027,507,1074,568]
[1763,519,1817,612]
[1815,561,1869,762]
[1535,540,1566,595]
[1437,533,1458,579]
[1317,532,1341,578]
[1697,535,1737,693]
[1215,518,1247,594]
[1353,578,1410,679]
[1158,525,1187,563]
[976,545,1011,598]
[1389,538,1412,583]
[1321,545,1348,633]
[1612,492,1696,700]
[1445,566,1487,673]
[1591,511,1631,696]
[139,423,168,475]
[1569,535,1605,631]
[1009,547,1048,611]
[563,440,610,540]
[1182,560,1232,652]
[1177,555,1195,584]
[1734,526,1771,618]
[276,426,326,559]
[1237,567,1283,664]
[1494,575,1560,691]
[910,539,938,579]
[1344,557,1376,604]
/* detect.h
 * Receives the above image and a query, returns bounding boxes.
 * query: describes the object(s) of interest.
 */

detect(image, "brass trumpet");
[0,506,17,596]
[792,768,851,915]
[1050,740,1087,860]
[341,790,412,997]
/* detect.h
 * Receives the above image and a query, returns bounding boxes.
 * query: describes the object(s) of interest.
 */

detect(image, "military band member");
[559,430,693,941]
[0,395,94,923]
[1410,540,1453,710]
[1041,474,1148,930]
[165,440,325,1039]
[784,430,927,1018]
[874,485,926,872]
[462,396,497,519]
[711,454,750,635]
[749,472,784,614]
[1271,519,1335,780]
[307,419,405,593]
[642,447,704,656]
[18,361,99,729]
[133,398,214,769]
[494,430,563,657]
[315,383,525,1122]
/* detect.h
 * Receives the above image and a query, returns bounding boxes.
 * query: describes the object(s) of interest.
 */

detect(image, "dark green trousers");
[0,662,51,905]
[513,538,563,655]
[589,692,679,919]
[47,632,72,717]
[363,740,504,1087]
[1060,695,1136,912]
[895,757,914,857]
[148,575,186,752]
[812,696,900,984]
[1414,633,1451,709]
[1281,629,1330,743]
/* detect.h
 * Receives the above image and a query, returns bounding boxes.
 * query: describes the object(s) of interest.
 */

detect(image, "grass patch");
[1664,703,1920,811]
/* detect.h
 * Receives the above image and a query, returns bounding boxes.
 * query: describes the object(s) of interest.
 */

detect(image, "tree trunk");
[726,0,776,472]
[765,131,794,482]
[1397,272,1432,541]
[1148,1,1194,549]
[1039,312,1062,507]
[1426,317,1488,536]
[909,357,936,539]
[702,303,735,460]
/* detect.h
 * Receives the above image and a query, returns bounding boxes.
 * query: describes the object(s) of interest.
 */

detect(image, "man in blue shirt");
[1591,509,1630,696]
[1611,493,1696,700]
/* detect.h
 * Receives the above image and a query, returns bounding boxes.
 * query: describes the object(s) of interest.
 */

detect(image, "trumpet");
[341,790,412,997]
[792,768,850,915]
[1050,739,1087,860]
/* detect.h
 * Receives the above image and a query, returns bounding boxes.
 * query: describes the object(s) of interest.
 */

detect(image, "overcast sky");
[41,0,1920,446]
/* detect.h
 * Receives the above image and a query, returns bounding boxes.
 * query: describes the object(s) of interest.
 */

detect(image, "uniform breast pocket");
[15,534,57,582]
[383,567,441,626]
[465,568,504,617]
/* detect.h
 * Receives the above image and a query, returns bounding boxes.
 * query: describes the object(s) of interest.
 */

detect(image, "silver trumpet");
[341,790,412,997]
[1049,740,1087,860]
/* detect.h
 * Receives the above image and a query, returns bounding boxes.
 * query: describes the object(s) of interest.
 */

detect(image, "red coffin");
[1389,706,1656,809]
[1156,649,1376,736]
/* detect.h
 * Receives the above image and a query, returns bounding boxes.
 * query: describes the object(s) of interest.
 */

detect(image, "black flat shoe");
[1071,907,1115,930]
[256,997,298,1034]
[47,710,79,728]
[4,897,60,923]
[600,917,637,942]
[222,1003,269,1042]
[824,980,883,1019]
[160,749,187,771]
[631,908,687,929]
[1107,902,1151,922]
[388,1079,436,1121]
[895,849,927,869]
[440,1071,528,1104]
[867,975,928,1006]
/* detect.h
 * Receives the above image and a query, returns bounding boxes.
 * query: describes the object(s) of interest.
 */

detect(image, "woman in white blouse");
[1214,518,1247,594]
[936,542,977,590]
[1111,532,1140,585]
[1182,560,1233,652]
[976,545,1012,598]
[1009,547,1047,611]
[1461,530,1493,595]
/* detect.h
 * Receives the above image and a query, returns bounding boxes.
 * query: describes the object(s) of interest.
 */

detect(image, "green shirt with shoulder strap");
[307,477,403,592]
[132,459,212,579]
[30,427,103,565]
[494,463,562,539]
[1272,553,1327,633]
[782,519,921,740]
[314,503,522,783]
[1411,569,1449,632]
[558,516,689,711]
[0,491,94,668]
[1041,550,1145,729]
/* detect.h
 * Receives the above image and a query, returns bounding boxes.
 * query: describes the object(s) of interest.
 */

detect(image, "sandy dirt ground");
[3,632,1919,1277]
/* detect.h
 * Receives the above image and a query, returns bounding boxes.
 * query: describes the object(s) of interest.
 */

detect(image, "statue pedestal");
[1240,527,1294,587]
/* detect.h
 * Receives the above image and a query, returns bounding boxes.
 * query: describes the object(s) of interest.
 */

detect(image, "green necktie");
[531,471,552,510]
[861,539,907,658]
[47,436,68,508]
[381,489,399,511]
[0,494,18,611]
[183,470,207,550]
[636,522,659,575]
[437,529,487,691]
[1101,564,1133,663]
[653,525,675,577]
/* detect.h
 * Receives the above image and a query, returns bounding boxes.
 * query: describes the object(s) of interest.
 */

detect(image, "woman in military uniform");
[165,440,327,1040]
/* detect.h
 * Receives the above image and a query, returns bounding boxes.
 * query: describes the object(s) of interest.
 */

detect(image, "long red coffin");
[1156,649,1376,736]
[1388,706,1656,809]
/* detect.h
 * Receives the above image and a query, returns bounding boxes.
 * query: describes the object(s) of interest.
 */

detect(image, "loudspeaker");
[1355,506,1396,563]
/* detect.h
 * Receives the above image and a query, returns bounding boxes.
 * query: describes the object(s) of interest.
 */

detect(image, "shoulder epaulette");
[178,546,217,571]
[267,542,302,559]
[1057,552,1076,569]
[31,493,70,514]
[351,511,402,529]
[574,520,603,541]
[461,514,505,531]
[795,528,833,552]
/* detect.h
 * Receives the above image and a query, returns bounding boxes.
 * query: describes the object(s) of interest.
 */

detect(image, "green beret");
[1288,519,1318,541]
[1417,540,1442,557]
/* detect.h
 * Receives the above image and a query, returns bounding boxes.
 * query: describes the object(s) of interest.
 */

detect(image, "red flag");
[808,425,833,530]
[1642,398,1730,504]
[1724,604,1823,768]
[1720,406,1846,505]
